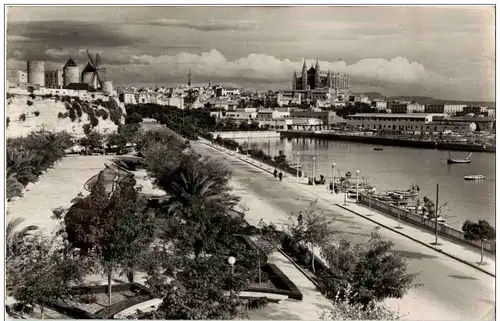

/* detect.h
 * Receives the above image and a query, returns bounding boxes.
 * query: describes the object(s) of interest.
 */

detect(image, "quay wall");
[212,131,281,139]
[280,131,495,153]
[359,194,495,253]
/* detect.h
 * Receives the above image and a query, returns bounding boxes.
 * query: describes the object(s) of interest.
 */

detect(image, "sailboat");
[447,152,471,164]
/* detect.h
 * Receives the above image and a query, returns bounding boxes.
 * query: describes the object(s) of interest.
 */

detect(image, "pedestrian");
[278,172,283,181]
[273,169,278,178]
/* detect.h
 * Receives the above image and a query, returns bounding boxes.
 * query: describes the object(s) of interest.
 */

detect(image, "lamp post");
[312,157,316,185]
[356,170,360,203]
[228,256,236,299]
[296,152,300,183]
[331,163,335,194]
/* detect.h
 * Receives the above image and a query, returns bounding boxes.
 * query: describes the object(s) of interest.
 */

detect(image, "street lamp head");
[356,170,360,175]
[333,163,336,167]
[228,256,236,265]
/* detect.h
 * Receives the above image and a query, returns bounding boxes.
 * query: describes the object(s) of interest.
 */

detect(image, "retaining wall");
[359,194,495,253]
[212,131,280,139]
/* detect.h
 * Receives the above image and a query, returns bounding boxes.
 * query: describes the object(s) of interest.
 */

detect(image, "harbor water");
[235,136,496,229]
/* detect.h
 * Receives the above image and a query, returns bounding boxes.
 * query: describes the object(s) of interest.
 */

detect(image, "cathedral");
[292,59,350,92]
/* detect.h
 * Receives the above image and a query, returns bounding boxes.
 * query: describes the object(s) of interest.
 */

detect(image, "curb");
[277,248,320,289]
[202,141,496,278]
[336,204,495,278]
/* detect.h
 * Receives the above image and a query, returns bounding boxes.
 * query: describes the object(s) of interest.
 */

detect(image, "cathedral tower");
[314,58,320,89]
[301,59,307,90]
[292,71,297,90]
[188,69,192,86]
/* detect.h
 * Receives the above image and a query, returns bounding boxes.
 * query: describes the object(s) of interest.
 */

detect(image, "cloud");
[108,49,440,87]
[7,20,140,48]
[143,18,258,31]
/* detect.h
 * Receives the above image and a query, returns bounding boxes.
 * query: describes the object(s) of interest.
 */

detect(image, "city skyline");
[6,6,495,101]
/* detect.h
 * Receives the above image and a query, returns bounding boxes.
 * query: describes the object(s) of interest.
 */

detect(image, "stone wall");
[212,131,280,139]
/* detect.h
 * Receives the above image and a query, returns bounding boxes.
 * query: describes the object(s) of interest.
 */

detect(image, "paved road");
[192,142,495,321]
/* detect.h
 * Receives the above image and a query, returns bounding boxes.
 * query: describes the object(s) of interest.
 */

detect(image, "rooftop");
[64,58,78,68]
[347,113,446,118]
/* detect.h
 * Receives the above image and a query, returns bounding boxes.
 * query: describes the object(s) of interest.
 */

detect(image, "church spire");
[188,69,192,86]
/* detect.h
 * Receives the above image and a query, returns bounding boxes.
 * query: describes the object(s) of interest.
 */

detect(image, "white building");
[444,104,467,116]
[209,110,258,120]
[215,87,241,98]
[345,113,447,132]
[371,100,387,111]
[120,93,137,105]
[407,103,425,113]
[277,91,302,106]
[257,109,290,119]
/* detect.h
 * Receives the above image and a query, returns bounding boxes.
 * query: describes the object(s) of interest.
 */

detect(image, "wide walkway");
[7,155,113,234]
[194,140,495,321]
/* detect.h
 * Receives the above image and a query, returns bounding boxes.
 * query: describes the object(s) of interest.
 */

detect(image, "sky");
[5,6,496,101]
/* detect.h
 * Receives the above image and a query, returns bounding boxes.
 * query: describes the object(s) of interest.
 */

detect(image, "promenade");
[193,140,495,321]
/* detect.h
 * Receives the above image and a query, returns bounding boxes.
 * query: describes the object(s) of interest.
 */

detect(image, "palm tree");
[163,166,226,216]
[6,217,38,260]
[6,169,24,201]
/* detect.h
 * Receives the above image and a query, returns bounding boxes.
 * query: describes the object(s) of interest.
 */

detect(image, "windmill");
[81,49,106,89]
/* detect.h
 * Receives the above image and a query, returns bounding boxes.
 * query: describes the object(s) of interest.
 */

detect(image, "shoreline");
[280,131,495,153]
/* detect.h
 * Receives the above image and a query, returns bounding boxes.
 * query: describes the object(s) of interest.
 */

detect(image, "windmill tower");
[81,50,106,90]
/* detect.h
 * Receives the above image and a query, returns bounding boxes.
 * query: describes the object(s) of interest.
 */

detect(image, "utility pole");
[434,183,440,245]
[331,163,335,194]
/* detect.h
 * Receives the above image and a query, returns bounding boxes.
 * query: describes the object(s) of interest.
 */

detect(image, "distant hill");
[352,92,494,107]
[387,96,495,107]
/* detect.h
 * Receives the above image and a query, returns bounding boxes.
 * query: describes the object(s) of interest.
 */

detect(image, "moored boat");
[374,147,384,151]
[447,152,472,164]
[464,175,485,180]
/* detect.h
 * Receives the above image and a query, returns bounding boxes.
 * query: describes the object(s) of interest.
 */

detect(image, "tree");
[125,112,143,124]
[462,220,496,264]
[6,217,38,262]
[6,169,25,201]
[318,228,417,307]
[60,171,155,317]
[155,153,240,215]
[19,113,26,121]
[143,253,252,319]
[286,200,332,272]
[184,89,199,109]
[107,124,141,154]
[6,230,84,319]
[253,222,280,284]
[319,284,401,320]
[80,130,104,154]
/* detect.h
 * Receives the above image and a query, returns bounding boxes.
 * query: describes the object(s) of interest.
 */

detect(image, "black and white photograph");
[3,4,497,320]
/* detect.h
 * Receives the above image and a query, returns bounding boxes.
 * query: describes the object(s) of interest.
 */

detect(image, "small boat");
[464,175,485,180]
[374,147,384,151]
[447,152,471,164]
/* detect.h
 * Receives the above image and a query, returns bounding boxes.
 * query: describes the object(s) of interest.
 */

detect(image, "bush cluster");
[6,131,74,200]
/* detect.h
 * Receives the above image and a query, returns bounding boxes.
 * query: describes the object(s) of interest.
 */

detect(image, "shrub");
[27,101,33,107]
[82,124,92,136]
[7,93,14,99]
[6,117,10,128]
[34,111,40,117]
[89,115,99,128]
[29,93,36,100]
[57,112,65,119]
[69,109,77,122]
[54,95,59,102]
[19,114,26,122]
